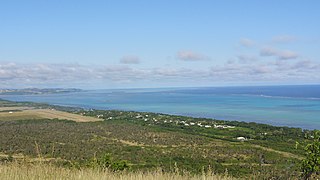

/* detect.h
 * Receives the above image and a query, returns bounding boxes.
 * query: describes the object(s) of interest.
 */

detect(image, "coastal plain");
[0,99,315,179]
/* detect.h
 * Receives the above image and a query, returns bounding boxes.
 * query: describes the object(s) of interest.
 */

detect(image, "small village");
[81,110,235,129]
[79,109,252,141]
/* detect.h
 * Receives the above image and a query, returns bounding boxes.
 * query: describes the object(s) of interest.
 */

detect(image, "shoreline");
[0,98,314,131]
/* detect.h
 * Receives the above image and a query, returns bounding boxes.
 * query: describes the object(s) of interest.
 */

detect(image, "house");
[236,137,247,141]
[135,115,142,118]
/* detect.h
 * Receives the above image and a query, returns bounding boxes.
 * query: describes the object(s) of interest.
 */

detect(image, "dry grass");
[0,111,43,121]
[0,107,33,111]
[251,144,303,160]
[0,163,237,180]
[0,108,101,122]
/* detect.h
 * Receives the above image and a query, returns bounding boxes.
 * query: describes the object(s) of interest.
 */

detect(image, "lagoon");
[1,85,320,130]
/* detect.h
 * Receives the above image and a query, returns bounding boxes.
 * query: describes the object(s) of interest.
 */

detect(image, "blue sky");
[0,1,320,89]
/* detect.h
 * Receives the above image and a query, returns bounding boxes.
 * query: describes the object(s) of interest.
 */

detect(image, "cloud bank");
[0,60,319,89]
[0,36,317,88]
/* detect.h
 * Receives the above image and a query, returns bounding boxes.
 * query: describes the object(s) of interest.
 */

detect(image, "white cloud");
[176,50,210,61]
[239,38,255,47]
[211,59,320,83]
[237,54,258,63]
[260,47,298,60]
[277,50,299,60]
[0,63,209,88]
[260,47,278,57]
[291,60,320,70]
[120,55,140,64]
[272,35,297,43]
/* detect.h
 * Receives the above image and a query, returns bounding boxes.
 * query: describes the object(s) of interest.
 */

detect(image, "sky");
[0,1,320,89]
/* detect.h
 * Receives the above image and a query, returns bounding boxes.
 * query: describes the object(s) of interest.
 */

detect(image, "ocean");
[1,85,320,130]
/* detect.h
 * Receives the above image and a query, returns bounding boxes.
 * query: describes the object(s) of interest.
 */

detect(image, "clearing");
[0,107,101,122]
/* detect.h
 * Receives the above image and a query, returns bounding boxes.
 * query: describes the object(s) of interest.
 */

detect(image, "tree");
[88,153,129,171]
[301,130,320,180]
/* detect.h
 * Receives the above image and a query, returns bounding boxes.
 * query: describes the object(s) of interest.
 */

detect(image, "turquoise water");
[1,85,320,129]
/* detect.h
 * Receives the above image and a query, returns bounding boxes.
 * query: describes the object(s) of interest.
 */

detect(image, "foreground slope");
[0,163,236,180]
[0,99,313,178]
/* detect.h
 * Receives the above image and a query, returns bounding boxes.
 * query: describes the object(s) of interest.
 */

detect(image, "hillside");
[0,99,315,179]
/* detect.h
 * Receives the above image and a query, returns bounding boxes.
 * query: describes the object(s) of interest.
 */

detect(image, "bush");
[111,160,129,171]
[88,153,129,172]
[300,130,320,180]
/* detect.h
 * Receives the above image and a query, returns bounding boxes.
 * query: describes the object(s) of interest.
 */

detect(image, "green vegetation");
[299,130,320,179]
[88,153,130,172]
[0,99,318,179]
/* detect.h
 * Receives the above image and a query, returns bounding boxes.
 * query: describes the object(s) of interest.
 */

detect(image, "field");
[0,107,101,122]
[0,107,33,111]
[0,99,316,179]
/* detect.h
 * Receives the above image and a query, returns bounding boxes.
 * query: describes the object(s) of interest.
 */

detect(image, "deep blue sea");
[1,85,320,130]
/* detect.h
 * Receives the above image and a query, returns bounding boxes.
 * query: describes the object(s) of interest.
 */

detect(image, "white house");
[236,137,247,141]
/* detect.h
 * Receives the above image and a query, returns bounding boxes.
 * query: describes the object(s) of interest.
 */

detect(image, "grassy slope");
[0,163,235,180]
[0,99,312,178]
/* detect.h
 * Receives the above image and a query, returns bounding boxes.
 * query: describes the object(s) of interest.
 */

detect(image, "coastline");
[1,85,320,130]
[0,98,313,131]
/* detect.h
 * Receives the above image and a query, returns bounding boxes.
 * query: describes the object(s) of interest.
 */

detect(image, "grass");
[0,119,303,178]
[0,107,33,111]
[0,162,236,180]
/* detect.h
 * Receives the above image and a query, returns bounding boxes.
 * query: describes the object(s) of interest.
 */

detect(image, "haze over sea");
[1,85,320,130]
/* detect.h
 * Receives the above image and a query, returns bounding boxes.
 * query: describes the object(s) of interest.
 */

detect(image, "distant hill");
[0,88,82,95]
